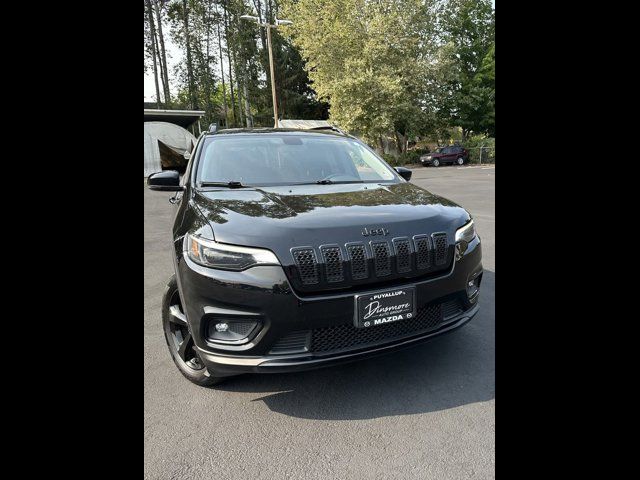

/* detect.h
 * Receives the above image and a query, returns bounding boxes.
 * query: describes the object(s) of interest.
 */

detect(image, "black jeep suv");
[147,128,482,386]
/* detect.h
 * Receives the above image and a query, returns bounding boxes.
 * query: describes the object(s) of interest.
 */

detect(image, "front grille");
[346,243,368,280]
[292,248,319,285]
[393,238,412,273]
[414,235,432,270]
[371,241,391,276]
[289,232,452,291]
[320,245,344,283]
[308,299,464,354]
[432,233,448,266]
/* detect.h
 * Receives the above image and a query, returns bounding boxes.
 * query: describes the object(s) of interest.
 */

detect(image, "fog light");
[207,319,259,344]
[467,276,480,300]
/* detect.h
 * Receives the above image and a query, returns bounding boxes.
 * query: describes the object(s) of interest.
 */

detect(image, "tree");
[282,0,438,150]
[154,1,172,104]
[436,0,495,137]
[145,0,162,107]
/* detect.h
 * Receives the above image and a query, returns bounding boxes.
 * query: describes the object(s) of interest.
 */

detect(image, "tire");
[162,275,227,387]
[456,157,464,166]
[432,158,440,167]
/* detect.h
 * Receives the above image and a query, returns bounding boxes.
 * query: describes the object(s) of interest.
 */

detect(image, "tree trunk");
[183,0,197,109]
[153,0,171,105]
[145,0,161,108]
[236,69,245,127]
[152,24,167,105]
[223,2,237,126]
[229,24,244,127]
[252,0,268,65]
[203,1,213,120]
[243,67,253,128]
[394,131,402,154]
[216,16,229,126]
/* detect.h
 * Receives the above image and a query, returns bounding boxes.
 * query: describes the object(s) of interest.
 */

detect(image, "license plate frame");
[354,286,417,329]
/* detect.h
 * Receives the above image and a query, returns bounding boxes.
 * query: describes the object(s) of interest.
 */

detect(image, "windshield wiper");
[199,181,247,188]
[315,179,364,185]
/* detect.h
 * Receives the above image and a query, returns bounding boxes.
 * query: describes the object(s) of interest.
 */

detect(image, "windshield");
[195,134,398,186]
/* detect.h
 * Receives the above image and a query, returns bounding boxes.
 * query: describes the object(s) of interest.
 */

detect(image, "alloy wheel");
[166,290,204,370]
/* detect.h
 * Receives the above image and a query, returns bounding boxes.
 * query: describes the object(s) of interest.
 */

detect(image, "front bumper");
[197,303,478,375]
[174,236,482,376]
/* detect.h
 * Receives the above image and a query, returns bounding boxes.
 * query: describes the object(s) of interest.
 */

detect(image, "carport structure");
[144,108,205,177]
[144,108,206,135]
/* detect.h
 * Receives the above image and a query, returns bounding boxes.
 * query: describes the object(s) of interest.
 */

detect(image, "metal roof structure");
[144,108,206,129]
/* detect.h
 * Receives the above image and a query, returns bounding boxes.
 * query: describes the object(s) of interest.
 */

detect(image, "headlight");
[455,220,477,244]
[185,235,280,271]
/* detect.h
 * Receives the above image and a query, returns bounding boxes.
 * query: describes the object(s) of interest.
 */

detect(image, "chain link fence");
[465,145,495,164]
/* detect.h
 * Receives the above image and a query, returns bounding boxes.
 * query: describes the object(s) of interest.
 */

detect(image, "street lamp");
[240,14,293,128]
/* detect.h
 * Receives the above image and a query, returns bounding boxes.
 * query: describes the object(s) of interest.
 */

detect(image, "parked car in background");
[421,146,468,167]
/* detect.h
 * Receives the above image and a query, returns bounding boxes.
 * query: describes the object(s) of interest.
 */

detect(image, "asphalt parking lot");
[144,164,495,479]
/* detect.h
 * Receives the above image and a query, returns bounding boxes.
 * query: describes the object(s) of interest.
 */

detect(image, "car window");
[196,135,398,186]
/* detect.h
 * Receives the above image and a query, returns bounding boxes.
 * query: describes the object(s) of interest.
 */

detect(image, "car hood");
[193,182,470,263]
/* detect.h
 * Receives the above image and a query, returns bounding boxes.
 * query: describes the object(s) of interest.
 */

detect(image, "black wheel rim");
[166,289,204,370]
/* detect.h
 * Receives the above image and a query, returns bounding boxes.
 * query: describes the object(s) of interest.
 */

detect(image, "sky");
[144,37,180,102]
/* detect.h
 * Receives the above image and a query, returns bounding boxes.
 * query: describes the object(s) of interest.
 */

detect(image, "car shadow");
[214,270,495,420]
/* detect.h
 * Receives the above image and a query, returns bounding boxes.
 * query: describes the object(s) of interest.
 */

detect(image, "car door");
[451,147,462,163]
[444,147,455,164]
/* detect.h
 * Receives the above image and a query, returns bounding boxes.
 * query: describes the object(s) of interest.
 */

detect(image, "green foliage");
[414,147,430,156]
[398,150,425,165]
[381,148,428,167]
[462,136,495,164]
[148,0,495,138]
[282,0,494,145]
[163,0,328,127]
[381,153,400,167]
[435,0,495,137]
[283,0,439,145]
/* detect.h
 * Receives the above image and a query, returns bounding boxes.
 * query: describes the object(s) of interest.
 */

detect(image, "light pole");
[240,15,293,128]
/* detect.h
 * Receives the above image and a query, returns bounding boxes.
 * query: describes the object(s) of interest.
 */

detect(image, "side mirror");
[395,167,412,181]
[147,170,183,191]
[183,151,191,161]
